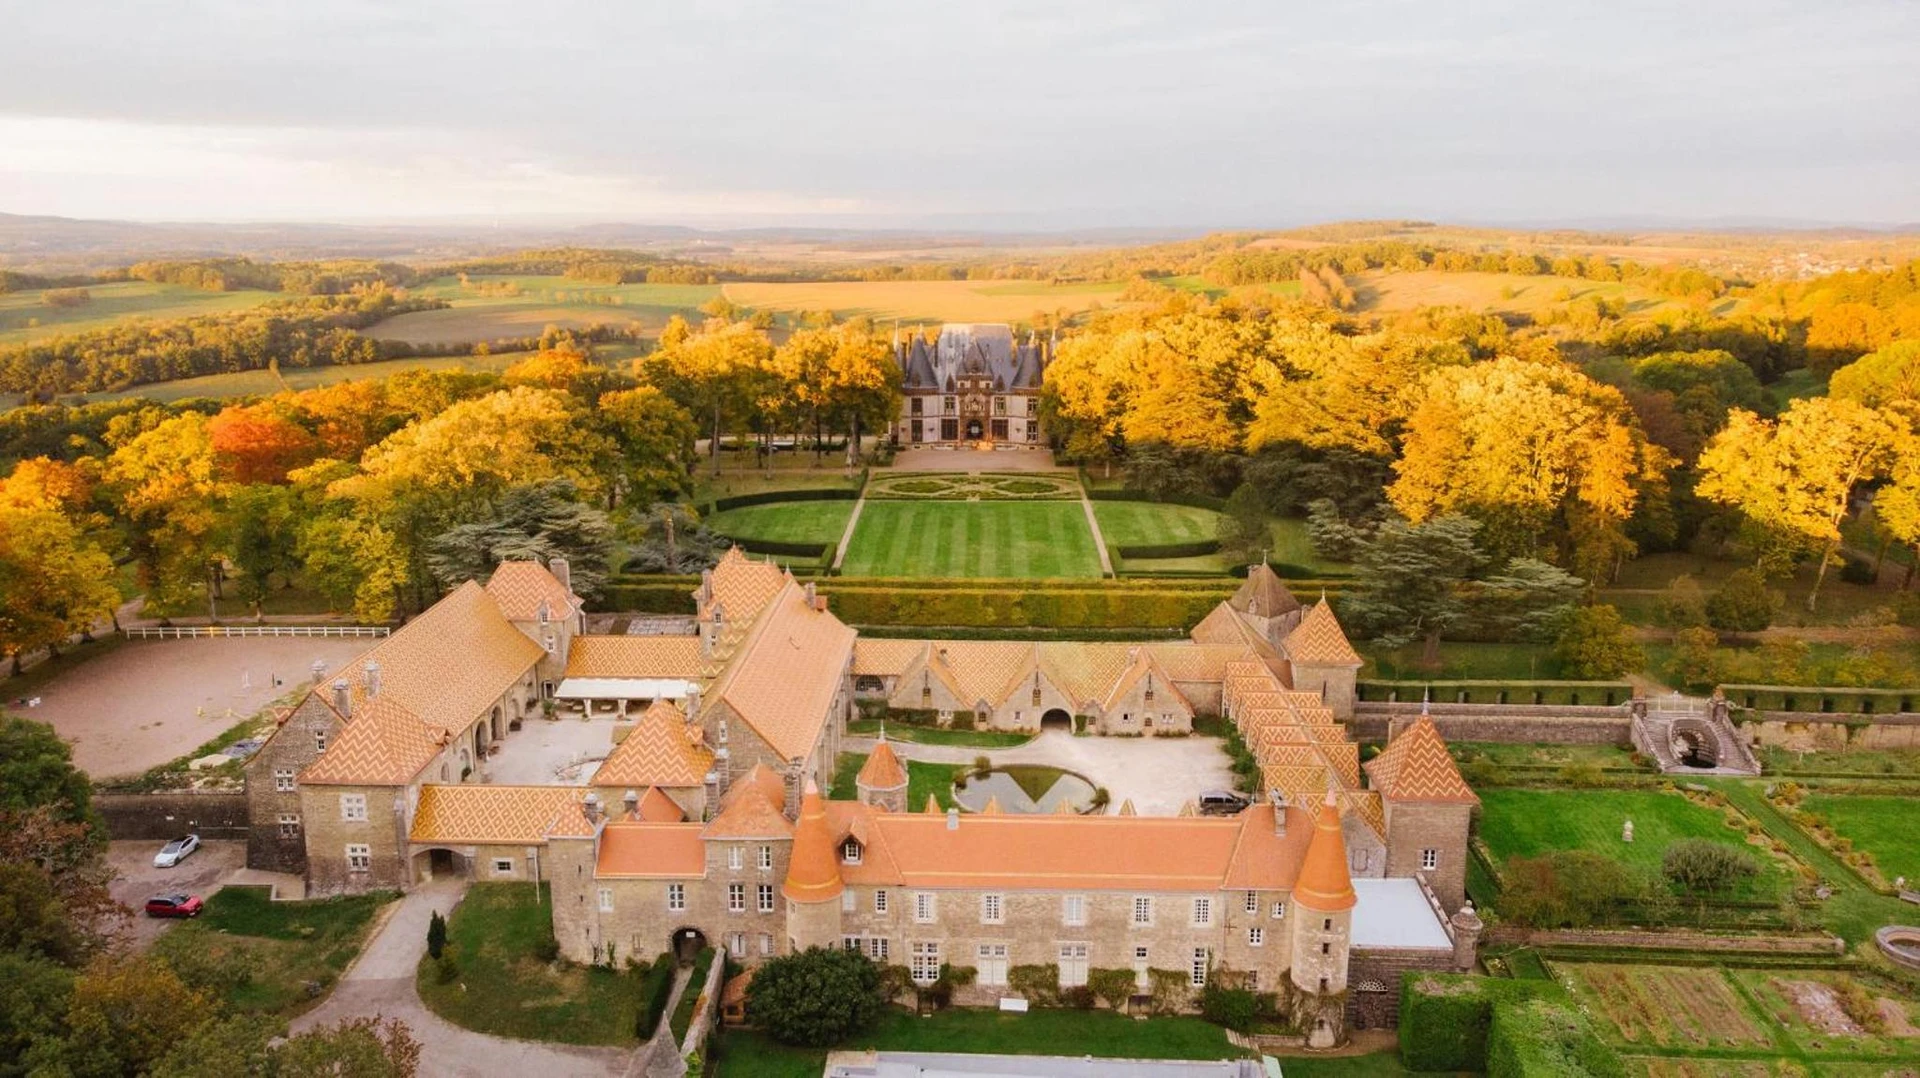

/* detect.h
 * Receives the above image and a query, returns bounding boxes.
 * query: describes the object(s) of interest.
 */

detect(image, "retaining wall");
[95,790,250,841]
[1351,702,1632,745]
[1738,711,1920,753]
[1486,925,1844,955]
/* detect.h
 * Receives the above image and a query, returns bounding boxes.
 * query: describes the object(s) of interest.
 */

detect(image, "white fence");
[124,624,390,640]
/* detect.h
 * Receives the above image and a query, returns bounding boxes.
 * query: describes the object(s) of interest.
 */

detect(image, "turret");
[1289,791,1354,1048]
[781,779,844,952]
[855,731,908,812]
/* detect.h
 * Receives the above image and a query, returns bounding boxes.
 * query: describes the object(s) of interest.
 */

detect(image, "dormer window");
[841,839,862,865]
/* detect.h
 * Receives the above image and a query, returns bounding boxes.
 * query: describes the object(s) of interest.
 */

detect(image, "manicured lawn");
[1801,794,1920,883]
[1361,641,1563,681]
[704,501,853,547]
[1477,788,1790,900]
[714,1005,1247,1076]
[847,718,1032,748]
[1448,741,1649,772]
[832,752,967,810]
[1757,745,1920,777]
[151,885,395,1016]
[416,882,650,1045]
[1092,502,1220,546]
[669,948,715,1044]
[841,500,1102,578]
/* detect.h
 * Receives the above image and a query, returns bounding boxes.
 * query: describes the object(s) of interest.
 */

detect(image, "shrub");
[1060,986,1096,1009]
[1839,553,1878,585]
[1555,762,1605,788]
[1199,983,1261,1033]
[434,955,459,985]
[1486,998,1626,1078]
[1661,838,1759,894]
[1707,568,1781,632]
[1007,964,1060,1006]
[1398,973,1567,1073]
[636,954,676,1037]
[1087,968,1136,1011]
[532,931,560,963]
[426,910,447,960]
[745,947,885,1047]
[1551,605,1644,680]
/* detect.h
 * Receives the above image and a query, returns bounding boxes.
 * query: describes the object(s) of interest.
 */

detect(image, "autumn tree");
[771,322,901,465]
[206,402,319,484]
[503,339,623,400]
[1697,397,1902,610]
[0,505,119,672]
[105,411,227,613]
[639,317,775,475]
[595,385,698,509]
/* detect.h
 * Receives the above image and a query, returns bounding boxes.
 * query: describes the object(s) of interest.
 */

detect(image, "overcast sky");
[2,1,1916,228]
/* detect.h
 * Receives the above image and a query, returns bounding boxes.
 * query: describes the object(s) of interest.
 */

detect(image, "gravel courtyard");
[23,638,374,780]
[856,729,1239,816]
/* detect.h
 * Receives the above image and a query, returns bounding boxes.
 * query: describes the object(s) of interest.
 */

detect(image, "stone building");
[893,324,1047,446]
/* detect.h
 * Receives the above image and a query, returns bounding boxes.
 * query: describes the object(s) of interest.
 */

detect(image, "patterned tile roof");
[484,561,580,621]
[1285,599,1362,667]
[704,769,794,839]
[1363,716,1478,804]
[301,697,449,786]
[1144,644,1259,683]
[706,581,856,761]
[852,638,930,677]
[1099,651,1193,714]
[857,737,908,791]
[702,548,790,625]
[594,700,715,788]
[565,635,704,678]
[409,784,586,844]
[1036,643,1137,708]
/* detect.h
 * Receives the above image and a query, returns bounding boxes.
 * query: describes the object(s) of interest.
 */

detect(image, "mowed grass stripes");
[840,501,1102,578]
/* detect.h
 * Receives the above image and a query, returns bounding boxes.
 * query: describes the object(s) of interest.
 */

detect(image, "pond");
[952,768,1097,814]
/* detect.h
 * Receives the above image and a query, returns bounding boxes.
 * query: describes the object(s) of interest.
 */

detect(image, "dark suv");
[1198,790,1251,816]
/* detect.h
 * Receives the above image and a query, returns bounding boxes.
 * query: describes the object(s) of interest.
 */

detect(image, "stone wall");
[97,791,250,841]
[1739,711,1920,753]
[1485,925,1844,954]
[1352,702,1631,745]
[1347,946,1456,1030]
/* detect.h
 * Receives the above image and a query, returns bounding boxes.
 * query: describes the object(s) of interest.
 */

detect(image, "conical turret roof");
[857,734,908,792]
[1293,791,1356,912]
[781,779,844,904]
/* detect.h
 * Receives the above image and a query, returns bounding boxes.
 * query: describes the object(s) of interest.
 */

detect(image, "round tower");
[1289,791,1356,1048]
[781,779,844,953]
[855,732,909,813]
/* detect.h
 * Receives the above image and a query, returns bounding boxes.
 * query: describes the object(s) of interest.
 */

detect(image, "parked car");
[144,893,204,918]
[153,834,200,868]
[1198,790,1251,816]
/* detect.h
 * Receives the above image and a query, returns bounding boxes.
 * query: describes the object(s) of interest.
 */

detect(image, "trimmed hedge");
[1398,972,1566,1073]
[702,486,860,514]
[1720,683,1920,715]
[1087,488,1227,512]
[1113,538,1222,559]
[1358,679,1635,707]
[600,584,699,614]
[1486,998,1626,1078]
[636,953,678,1038]
[819,584,1230,629]
[724,537,834,560]
[852,624,1190,642]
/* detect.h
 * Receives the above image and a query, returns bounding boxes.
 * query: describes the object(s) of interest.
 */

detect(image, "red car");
[144,893,204,918]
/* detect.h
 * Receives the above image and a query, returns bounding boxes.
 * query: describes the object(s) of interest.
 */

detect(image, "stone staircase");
[1631,694,1761,776]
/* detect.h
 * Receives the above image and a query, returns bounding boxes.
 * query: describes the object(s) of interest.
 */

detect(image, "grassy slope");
[0,282,278,345]
[703,501,854,546]
[151,885,394,1016]
[50,350,533,405]
[841,500,1102,579]
[1802,794,1920,882]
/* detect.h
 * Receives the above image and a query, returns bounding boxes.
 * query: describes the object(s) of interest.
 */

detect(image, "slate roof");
[1230,563,1302,618]
[898,324,1045,392]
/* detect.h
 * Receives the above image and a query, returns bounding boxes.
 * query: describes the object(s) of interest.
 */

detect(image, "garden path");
[292,880,634,1077]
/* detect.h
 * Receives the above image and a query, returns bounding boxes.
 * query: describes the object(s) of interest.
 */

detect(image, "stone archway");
[414,847,469,882]
[491,705,504,741]
[671,926,709,965]
[1040,708,1073,732]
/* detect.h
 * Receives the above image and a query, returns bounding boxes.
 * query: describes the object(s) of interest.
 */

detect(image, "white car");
[153,834,200,868]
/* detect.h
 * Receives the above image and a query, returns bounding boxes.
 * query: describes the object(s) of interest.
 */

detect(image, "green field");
[1477,788,1790,899]
[151,885,394,1016]
[45,350,537,405]
[1091,502,1219,546]
[0,281,278,345]
[704,501,854,547]
[1801,794,1920,882]
[364,275,719,345]
[840,500,1102,578]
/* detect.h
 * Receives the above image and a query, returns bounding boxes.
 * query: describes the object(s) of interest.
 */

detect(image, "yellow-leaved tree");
[104,412,227,613]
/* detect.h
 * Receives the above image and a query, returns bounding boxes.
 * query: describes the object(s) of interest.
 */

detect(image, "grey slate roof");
[899,323,1045,391]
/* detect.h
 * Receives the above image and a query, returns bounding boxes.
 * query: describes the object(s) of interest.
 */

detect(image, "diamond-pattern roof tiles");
[1285,599,1363,667]
[1363,716,1478,804]
[484,561,579,621]
[594,700,714,788]
[565,636,704,678]
[410,784,587,843]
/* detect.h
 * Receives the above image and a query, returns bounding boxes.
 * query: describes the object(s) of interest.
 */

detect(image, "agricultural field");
[0,280,277,345]
[1091,501,1219,546]
[719,279,1128,325]
[1347,270,1723,318]
[703,500,853,547]
[57,350,537,405]
[1734,968,1920,1059]
[1558,963,1772,1051]
[1799,794,1920,883]
[1624,1058,1799,1077]
[839,499,1102,578]
[1476,787,1794,900]
[362,275,718,345]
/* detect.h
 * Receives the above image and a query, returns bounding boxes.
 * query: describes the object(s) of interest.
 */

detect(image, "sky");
[1,0,1916,229]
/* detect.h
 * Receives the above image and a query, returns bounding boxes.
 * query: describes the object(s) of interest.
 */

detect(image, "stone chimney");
[804,581,818,608]
[364,660,381,699]
[622,789,639,819]
[583,791,603,823]
[537,599,550,626]
[331,678,351,718]
[685,685,702,720]
[549,557,571,592]
[946,806,960,831]
[1269,790,1289,836]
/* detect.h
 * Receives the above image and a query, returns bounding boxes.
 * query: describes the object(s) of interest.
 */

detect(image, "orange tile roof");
[852,638,928,677]
[705,581,856,761]
[929,642,1034,707]
[485,561,580,621]
[636,786,686,822]
[1192,605,1293,685]
[1363,716,1478,804]
[857,737,908,791]
[301,697,450,785]
[409,784,586,844]
[1293,794,1356,912]
[1230,564,1302,617]
[857,812,1278,892]
[1285,599,1362,667]
[565,635,705,678]
[1221,802,1316,891]
[596,822,708,878]
[782,781,844,903]
[1036,642,1137,708]
[1145,644,1258,683]
[1100,651,1193,714]
[594,700,715,788]
[705,771,794,839]
[703,548,790,625]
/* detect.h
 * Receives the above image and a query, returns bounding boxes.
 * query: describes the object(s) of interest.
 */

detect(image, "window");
[866,937,889,961]
[844,936,861,951]
[1323,918,1333,931]
[728,933,746,957]
[728,846,743,871]
[761,933,774,956]
[910,397,923,416]
[1321,942,1330,955]
[1422,848,1439,871]
[758,884,775,913]
[1245,891,1259,915]
[728,883,746,913]
[841,890,855,912]
[1059,943,1089,987]
[914,892,936,924]
[1248,927,1265,947]
[339,794,367,821]
[981,893,1004,925]
[598,888,613,912]
[1132,896,1153,926]
[994,396,1006,415]
[1026,397,1037,416]
[345,844,371,872]
[314,731,326,753]
[1271,900,1287,920]
[911,941,941,984]
[1190,948,1210,988]
[1192,897,1212,926]
[667,884,686,912]
[493,858,514,876]
[278,813,300,839]
[1133,945,1151,988]
[842,839,862,864]
[977,942,1009,985]
[274,768,295,792]
[758,846,773,870]
[942,396,955,415]
[874,889,889,914]
[1062,894,1086,926]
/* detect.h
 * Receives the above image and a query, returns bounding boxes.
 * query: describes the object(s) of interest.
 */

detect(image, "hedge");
[1398,972,1567,1073]
[1358,679,1635,707]
[853,624,1190,642]
[702,486,860,515]
[1720,683,1920,715]
[722,537,834,561]
[1486,998,1625,1078]
[819,584,1229,629]
[1087,487,1227,512]
[599,584,699,614]
[636,953,678,1038]
[1113,538,1222,559]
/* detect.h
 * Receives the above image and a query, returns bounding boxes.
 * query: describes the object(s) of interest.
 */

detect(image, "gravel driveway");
[856,729,1237,816]
[107,838,248,947]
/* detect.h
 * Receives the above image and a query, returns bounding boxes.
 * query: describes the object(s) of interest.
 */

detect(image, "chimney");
[946,806,960,831]
[701,568,715,604]
[622,789,639,819]
[364,660,381,699]
[549,557,571,592]
[1269,790,1289,836]
[583,792,602,823]
[804,581,817,608]
[685,685,702,719]
[331,678,351,718]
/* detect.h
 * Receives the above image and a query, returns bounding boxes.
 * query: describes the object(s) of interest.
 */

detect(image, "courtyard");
[483,715,619,785]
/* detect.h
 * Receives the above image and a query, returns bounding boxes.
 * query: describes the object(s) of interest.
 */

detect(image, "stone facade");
[893,324,1046,446]
[245,690,344,874]
[1380,801,1474,911]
